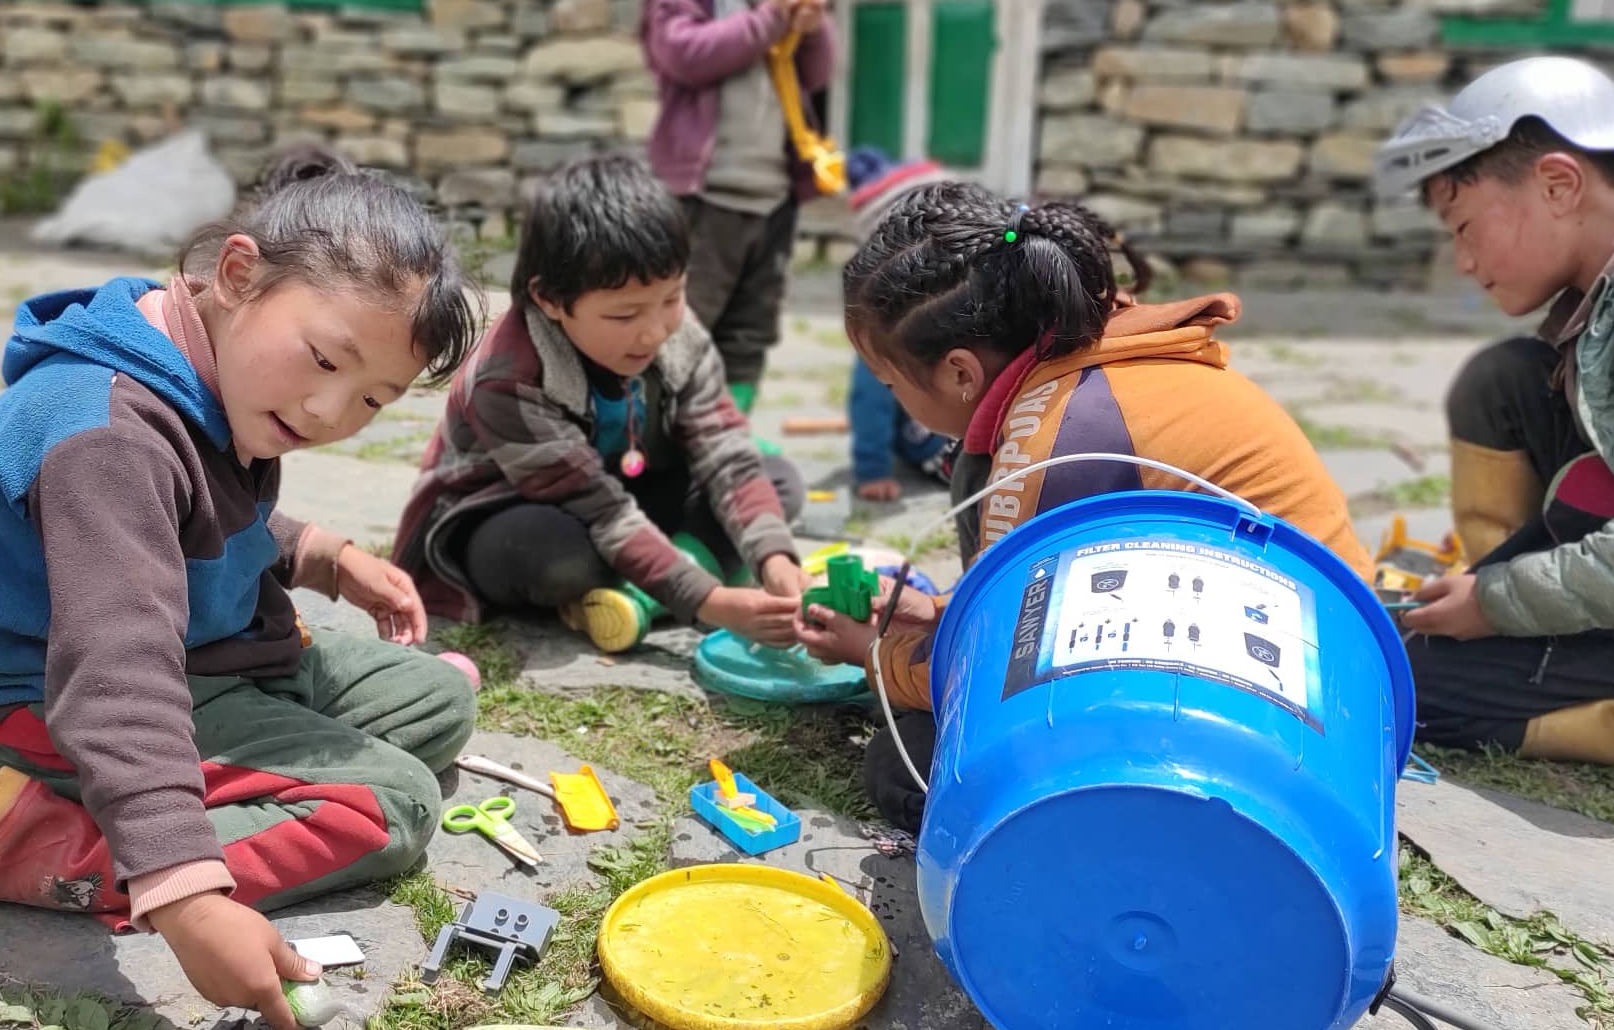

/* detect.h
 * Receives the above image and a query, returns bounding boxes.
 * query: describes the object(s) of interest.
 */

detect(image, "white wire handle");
[869,452,1265,796]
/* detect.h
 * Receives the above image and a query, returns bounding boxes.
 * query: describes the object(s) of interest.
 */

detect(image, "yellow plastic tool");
[800,542,850,578]
[707,759,777,827]
[548,764,620,832]
[766,30,847,196]
[597,864,892,1030]
[1373,514,1466,596]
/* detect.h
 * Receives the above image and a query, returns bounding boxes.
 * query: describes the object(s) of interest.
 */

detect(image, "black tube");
[1384,986,1502,1030]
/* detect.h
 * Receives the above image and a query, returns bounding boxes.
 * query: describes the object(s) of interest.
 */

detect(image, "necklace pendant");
[620,448,646,478]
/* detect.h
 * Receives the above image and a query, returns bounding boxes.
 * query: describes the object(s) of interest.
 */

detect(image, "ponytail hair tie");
[1004,204,1030,244]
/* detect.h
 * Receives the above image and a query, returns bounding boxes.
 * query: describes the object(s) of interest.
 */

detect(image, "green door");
[849,3,908,159]
[847,0,997,167]
[927,1,995,167]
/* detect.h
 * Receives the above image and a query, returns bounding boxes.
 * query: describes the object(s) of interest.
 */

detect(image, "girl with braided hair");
[795,181,1372,831]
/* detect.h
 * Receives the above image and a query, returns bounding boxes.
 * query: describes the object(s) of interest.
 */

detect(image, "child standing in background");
[845,146,955,501]
[640,0,839,412]
[0,146,480,1030]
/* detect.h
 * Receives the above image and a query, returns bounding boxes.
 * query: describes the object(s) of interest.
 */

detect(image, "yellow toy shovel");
[766,29,847,196]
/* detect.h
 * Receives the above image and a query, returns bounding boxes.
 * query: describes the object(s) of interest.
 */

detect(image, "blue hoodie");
[0,277,311,886]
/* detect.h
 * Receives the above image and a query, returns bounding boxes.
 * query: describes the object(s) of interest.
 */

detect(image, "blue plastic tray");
[689,771,801,855]
[693,629,868,704]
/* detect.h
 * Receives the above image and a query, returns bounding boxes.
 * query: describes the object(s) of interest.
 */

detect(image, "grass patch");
[1416,743,1614,826]
[351,426,436,465]
[1399,849,1614,1025]
[1321,377,1403,404]
[477,685,876,819]
[1264,343,1326,368]
[379,832,668,1030]
[813,327,852,350]
[1290,412,1391,450]
[1383,474,1451,510]
[444,621,876,818]
[880,524,958,563]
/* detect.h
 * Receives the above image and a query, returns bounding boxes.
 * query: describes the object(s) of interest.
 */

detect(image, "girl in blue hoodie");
[0,146,479,1030]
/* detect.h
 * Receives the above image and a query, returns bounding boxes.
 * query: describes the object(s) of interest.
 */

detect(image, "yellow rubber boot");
[560,534,727,654]
[1520,700,1614,766]
[1449,439,1544,564]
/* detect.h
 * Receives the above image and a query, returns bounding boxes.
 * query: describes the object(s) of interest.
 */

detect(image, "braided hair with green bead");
[842,181,1152,376]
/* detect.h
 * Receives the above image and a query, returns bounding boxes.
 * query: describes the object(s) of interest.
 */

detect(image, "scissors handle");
[480,795,516,818]
[441,804,486,830]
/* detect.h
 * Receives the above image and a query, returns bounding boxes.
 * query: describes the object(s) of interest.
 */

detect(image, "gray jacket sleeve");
[1476,524,1614,636]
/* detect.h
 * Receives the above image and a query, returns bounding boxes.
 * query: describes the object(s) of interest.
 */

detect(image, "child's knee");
[1445,336,1558,439]
[397,651,477,773]
[373,754,448,874]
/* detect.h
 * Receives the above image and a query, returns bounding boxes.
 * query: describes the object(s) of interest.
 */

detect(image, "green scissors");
[441,796,542,866]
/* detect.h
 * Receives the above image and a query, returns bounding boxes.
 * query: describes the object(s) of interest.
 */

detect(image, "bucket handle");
[870,453,1265,795]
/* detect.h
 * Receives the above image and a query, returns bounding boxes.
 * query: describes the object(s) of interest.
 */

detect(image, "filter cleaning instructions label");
[1000,539,1322,730]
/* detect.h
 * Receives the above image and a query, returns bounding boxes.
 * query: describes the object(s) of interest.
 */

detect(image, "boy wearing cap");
[1375,55,1614,765]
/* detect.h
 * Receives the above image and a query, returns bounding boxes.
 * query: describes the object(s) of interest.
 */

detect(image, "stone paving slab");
[428,730,661,898]
[1398,778,1614,947]
[278,450,422,553]
[1356,914,1587,1030]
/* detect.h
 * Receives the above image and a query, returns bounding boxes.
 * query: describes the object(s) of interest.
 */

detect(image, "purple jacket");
[640,0,839,203]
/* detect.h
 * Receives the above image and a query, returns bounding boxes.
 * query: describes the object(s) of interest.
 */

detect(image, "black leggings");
[457,455,804,611]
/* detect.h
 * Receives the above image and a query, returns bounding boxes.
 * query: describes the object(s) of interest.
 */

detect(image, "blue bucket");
[916,491,1413,1030]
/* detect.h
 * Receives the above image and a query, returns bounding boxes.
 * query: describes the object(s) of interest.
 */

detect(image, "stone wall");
[0,0,1598,286]
[0,0,655,242]
[1034,0,1579,290]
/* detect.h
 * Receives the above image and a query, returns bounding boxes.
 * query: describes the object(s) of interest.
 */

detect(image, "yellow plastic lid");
[597,864,892,1030]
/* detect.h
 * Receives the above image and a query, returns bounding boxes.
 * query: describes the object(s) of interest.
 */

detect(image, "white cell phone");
[290,933,366,968]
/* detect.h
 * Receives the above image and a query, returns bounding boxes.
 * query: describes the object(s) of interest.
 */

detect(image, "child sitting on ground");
[0,146,480,1030]
[394,154,810,654]
[844,146,955,501]
[1373,55,1614,766]
[640,0,839,412]
[795,182,1372,830]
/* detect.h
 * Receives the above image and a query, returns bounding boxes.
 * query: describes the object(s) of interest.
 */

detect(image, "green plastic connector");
[802,554,880,623]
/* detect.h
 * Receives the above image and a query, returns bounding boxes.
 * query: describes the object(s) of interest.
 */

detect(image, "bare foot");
[857,478,902,502]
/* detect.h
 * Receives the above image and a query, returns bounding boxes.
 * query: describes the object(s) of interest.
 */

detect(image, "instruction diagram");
[1002,540,1321,729]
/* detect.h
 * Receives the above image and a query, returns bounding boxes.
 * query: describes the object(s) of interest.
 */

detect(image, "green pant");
[0,632,475,921]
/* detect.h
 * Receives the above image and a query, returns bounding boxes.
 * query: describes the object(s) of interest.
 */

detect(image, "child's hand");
[1403,573,1494,640]
[760,553,812,598]
[872,576,938,628]
[336,546,429,645]
[795,603,877,667]
[857,479,903,502]
[700,586,800,648]
[791,0,827,34]
[149,892,321,1030]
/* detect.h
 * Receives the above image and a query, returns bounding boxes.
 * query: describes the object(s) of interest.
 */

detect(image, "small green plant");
[0,101,81,216]
[1399,849,1614,1025]
[1384,474,1451,509]
[0,981,167,1030]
